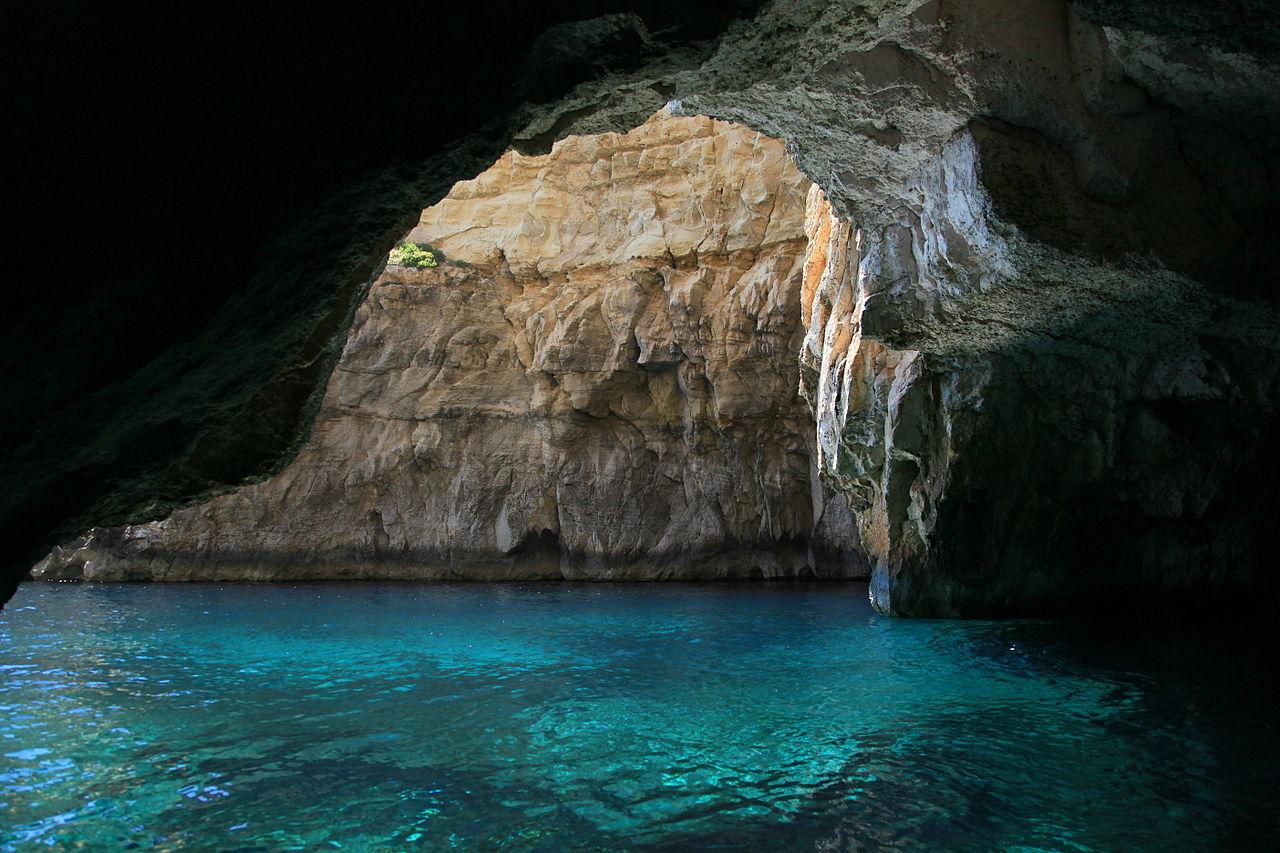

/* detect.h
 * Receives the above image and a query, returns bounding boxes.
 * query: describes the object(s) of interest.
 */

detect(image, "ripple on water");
[1,582,1277,851]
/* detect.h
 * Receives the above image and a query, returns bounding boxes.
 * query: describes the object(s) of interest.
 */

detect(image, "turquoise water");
[1,584,1276,851]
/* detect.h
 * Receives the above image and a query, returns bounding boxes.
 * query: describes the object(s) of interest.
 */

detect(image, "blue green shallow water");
[2,584,1277,851]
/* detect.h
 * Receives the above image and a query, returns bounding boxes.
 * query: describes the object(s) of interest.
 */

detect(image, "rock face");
[8,3,766,606]
[798,161,1280,616]
[30,0,1280,616]
[34,112,858,581]
[515,0,1280,615]
[693,0,1280,615]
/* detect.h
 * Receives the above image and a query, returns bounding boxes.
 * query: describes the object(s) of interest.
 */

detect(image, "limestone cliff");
[511,0,1280,615]
[29,0,1280,617]
[34,113,855,581]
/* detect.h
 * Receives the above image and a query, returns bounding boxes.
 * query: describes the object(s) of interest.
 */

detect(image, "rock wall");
[797,137,1280,615]
[731,0,1280,614]
[667,0,1280,615]
[34,112,857,582]
[30,0,1280,616]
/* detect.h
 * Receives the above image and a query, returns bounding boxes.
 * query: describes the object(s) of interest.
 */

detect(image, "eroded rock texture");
[34,113,851,581]
[32,0,1280,616]
[509,0,1280,614]
[707,0,1280,615]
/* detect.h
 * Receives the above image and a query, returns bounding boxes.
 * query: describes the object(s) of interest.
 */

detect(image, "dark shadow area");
[1073,0,1280,58]
[971,115,1280,302]
[891,273,1280,618]
[874,15,1280,616]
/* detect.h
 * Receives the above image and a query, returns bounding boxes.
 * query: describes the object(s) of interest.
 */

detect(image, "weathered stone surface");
[559,0,1280,615]
[800,182,1280,615]
[33,112,855,581]
[31,0,1280,616]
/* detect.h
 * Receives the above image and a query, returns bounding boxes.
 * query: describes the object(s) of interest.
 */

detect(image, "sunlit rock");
[33,111,857,581]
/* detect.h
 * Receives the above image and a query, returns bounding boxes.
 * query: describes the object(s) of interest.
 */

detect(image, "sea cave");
[3,1,1279,848]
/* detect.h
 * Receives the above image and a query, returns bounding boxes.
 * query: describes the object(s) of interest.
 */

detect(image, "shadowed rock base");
[36,530,816,582]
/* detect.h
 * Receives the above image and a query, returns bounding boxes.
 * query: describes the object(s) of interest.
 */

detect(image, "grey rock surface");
[504,0,1280,614]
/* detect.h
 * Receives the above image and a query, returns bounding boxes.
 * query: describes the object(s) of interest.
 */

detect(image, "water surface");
[2,583,1276,850]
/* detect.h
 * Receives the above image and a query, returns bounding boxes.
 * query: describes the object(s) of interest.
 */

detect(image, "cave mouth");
[28,110,862,586]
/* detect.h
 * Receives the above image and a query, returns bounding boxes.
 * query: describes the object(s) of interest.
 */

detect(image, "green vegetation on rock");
[389,241,439,268]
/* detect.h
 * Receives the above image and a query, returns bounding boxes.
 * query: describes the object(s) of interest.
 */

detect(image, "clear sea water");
[1,583,1276,851]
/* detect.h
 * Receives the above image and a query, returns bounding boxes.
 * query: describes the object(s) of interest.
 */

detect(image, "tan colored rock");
[34,110,860,582]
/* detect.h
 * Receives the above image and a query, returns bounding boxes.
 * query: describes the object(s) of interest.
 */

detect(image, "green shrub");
[389,241,438,269]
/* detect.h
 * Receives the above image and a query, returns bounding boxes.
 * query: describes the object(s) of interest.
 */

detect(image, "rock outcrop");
[29,0,1280,616]
[34,112,857,581]
[704,0,1280,615]
[510,0,1280,614]
[2,3,755,606]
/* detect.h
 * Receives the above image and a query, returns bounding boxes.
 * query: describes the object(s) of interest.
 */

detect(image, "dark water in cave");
[1,583,1276,850]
